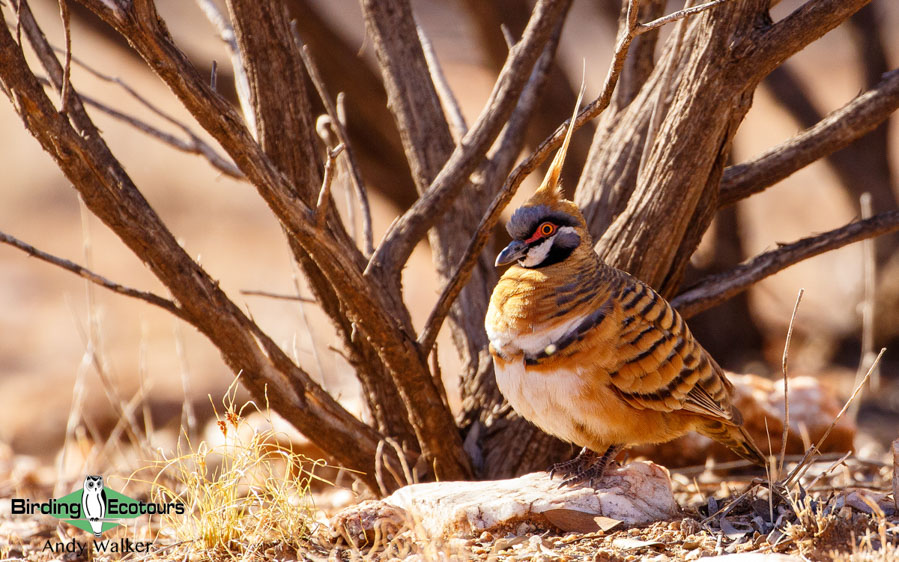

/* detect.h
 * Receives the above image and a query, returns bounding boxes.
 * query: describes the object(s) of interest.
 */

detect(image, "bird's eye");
[539,222,556,237]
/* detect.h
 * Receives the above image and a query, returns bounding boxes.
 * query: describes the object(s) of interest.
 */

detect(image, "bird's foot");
[549,447,597,481]
[552,445,623,489]
[559,461,610,488]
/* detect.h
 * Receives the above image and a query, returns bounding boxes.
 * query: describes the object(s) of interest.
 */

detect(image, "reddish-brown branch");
[671,211,899,318]
[224,0,456,478]
[720,68,899,207]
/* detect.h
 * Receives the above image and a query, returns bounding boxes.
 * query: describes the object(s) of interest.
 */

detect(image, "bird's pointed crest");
[529,75,586,207]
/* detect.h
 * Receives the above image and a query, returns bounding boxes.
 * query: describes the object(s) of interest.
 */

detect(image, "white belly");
[494,358,587,445]
[486,312,586,357]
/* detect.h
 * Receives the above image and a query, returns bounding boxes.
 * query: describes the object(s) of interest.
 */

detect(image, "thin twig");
[855,193,879,396]
[417,21,468,141]
[316,144,344,228]
[784,347,886,488]
[67,50,243,176]
[293,27,374,256]
[500,24,515,50]
[634,0,730,34]
[194,0,255,134]
[803,451,852,492]
[419,0,733,351]
[671,210,899,318]
[26,40,244,177]
[56,0,72,113]
[239,290,316,303]
[779,288,803,476]
[0,229,185,320]
[32,72,242,177]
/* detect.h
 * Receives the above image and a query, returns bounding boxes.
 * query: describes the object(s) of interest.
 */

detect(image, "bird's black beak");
[495,240,527,267]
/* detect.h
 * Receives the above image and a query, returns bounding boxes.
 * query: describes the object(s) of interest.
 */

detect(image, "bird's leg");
[549,447,597,481]
[560,444,623,488]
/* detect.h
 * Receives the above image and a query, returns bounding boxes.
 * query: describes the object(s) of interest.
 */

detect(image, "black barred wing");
[604,272,739,423]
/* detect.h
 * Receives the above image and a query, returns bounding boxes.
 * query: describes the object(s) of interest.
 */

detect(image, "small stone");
[682,537,701,550]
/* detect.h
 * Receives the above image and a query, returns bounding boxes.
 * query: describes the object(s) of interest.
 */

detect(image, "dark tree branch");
[225,0,435,471]
[672,210,899,318]
[720,68,899,207]
[364,0,570,280]
[359,0,455,196]
[742,0,872,81]
[0,230,185,320]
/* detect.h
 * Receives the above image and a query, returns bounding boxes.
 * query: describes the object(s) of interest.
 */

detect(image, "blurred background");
[0,0,897,471]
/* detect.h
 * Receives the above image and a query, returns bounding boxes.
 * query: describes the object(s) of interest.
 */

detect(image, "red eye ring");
[539,222,556,236]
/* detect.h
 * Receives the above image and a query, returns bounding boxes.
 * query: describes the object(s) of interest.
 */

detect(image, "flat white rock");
[331,461,679,541]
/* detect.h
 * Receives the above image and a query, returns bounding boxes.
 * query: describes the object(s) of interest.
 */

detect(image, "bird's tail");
[698,420,768,467]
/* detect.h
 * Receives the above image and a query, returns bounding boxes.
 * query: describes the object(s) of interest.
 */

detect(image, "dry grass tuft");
[143,379,329,560]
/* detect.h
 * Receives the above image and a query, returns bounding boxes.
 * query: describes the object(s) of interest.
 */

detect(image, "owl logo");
[81,475,107,537]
